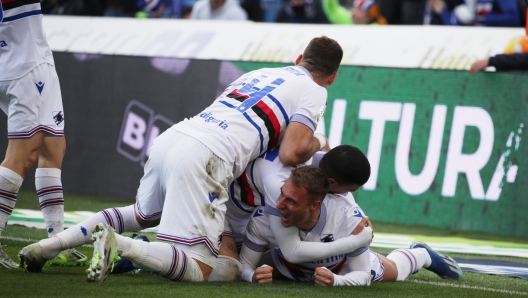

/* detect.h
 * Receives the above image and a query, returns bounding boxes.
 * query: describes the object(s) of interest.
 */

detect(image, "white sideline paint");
[0,236,93,248]
[7,209,528,257]
[408,279,528,296]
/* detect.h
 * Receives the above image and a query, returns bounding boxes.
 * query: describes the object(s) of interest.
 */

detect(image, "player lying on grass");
[208,144,373,281]
[239,166,464,285]
[20,37,374,283]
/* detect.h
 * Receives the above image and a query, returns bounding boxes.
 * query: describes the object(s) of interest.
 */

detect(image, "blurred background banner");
[2,19,525,236]
[236,62,528,237]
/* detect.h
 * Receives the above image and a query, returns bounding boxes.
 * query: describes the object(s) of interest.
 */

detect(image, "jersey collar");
[295,65,314,81]
[309,202,327,235]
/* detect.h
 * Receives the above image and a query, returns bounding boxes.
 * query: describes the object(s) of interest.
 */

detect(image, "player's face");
[276,178,312,228]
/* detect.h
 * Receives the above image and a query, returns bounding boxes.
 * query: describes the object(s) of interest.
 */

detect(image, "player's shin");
[118,238,204,282]
[36,168,64,237]
[39,205,141,259]
[0,166,23,236]
[386,248,431,281]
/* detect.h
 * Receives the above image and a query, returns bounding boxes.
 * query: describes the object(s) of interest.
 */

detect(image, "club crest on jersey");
[53,111,65,126]
[353,208,364,218]
[35,81,45,94]
[321,234,334,242]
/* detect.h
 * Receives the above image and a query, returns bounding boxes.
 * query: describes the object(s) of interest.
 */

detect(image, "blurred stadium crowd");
[41,0,527,26]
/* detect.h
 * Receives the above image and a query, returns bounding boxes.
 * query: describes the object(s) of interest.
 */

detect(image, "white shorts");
[369,252,385,282]
[134,129,233,267]
[0,63,65,138]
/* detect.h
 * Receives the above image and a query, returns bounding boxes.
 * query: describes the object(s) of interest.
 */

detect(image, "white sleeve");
[332,250,372,286]
[267,214,373,264]
[291,86,327,131]
[239,243,264,282]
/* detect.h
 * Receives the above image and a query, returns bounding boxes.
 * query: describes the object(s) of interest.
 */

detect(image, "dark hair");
[290,166,329,203]
[301,36,343,77]
[319,145,370,186]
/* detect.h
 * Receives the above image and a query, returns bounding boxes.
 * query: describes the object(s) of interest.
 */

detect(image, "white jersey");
[0,0,54,81]
[242,195,373,282]
[171,66,327,179]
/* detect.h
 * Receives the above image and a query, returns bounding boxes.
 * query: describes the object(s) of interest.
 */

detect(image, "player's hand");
[470,58,490,75]
[351,216,371,235]
[252,265,273,284]
[314,267,334,286]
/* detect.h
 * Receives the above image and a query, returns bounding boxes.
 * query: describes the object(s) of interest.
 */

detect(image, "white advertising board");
[43,16,525,69]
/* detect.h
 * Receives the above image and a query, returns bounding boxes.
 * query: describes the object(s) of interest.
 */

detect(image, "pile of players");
[1,3,463,285]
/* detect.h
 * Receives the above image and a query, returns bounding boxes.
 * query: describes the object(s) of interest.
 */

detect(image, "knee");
[22,154,38,175]
[134,209,160,229]
[208,256,242,282]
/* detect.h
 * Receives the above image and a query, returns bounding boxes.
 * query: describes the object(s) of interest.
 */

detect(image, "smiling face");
[276,178,317,229]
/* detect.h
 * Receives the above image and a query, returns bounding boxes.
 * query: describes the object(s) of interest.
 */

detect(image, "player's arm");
[279,122,327,166]
[267,214,373,264]
[314,249,372,286]
[279,86,328,167]
[240,240,272,283]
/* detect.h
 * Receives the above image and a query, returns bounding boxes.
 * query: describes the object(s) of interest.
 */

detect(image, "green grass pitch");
[1,191,527,297]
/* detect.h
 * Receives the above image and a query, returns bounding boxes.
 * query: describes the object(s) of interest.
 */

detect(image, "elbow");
[278,151,302,167]
[280,251,305,264]
[354,271,372,287]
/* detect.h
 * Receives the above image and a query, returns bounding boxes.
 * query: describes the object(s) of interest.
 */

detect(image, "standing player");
[0,0,86,268]
[21,36,370,283]
[242,166,464,285]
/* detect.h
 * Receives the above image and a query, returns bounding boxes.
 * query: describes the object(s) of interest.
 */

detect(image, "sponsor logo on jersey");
[0,40,7,48]
[199,112,228,130]
[253,208,264,217]
[35,81,45,94]
[53,111,64,126]
[208,191,218,202]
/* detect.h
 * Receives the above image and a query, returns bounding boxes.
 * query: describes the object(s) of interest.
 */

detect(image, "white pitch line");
[408,279,528,296]
[1,236,93,247]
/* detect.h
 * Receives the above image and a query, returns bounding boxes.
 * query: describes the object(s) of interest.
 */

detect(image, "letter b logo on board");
[117,100,173,165]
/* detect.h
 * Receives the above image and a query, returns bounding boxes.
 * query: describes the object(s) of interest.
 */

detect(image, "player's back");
[171,66,327,179]
[0,0,54,81]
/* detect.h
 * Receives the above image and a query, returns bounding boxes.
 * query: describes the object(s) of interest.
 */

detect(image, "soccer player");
[241,166,464,285]
[20,36,371,283]
[0,0,86,268]
[209,144,373,281]
[226,145,372,246]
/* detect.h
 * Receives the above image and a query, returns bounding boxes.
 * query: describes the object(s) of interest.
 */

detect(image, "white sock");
[119,236,204,282]
[39,205,141,259]
[387,248,431,281]
[0,166,23,236]
[36,168,64,236]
